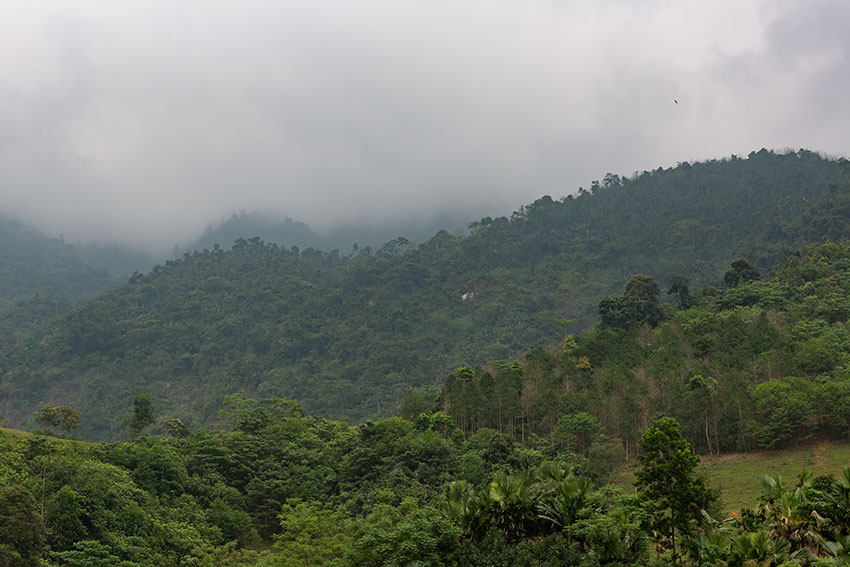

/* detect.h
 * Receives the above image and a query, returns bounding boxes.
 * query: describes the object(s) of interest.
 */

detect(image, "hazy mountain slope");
[0,215,119,305]
[2,149,849,439]
[186,210,473,254]
[69,241,159,279]
[186,214,320,254]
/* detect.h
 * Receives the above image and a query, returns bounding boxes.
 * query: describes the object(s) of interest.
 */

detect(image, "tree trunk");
[714,414,721,454]
[738,402,746,452]
[671,526,677,567]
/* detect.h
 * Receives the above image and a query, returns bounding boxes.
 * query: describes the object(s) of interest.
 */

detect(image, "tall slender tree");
[123,393,155,440]
[635,417,715,566]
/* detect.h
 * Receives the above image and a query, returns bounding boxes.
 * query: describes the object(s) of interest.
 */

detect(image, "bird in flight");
[674,99,678,104]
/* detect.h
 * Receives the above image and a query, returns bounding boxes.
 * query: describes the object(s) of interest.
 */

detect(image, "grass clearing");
[613,440,850,517]
[698,441,850,515]
[0,426,88,446]
[0,426,33,441]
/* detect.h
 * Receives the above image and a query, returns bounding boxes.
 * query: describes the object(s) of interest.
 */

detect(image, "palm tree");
[729,529,793,567]
[759,473,787,505]
[758,472,825,555]
[687,511,735,567]
[824,467,850,529]
[768,492,825,554]
[823,534,850,562]
[538,473,594,538]
[442,480,477,536]
[688,532,730,567]
[535,461,572,486]
[482,470,542,540]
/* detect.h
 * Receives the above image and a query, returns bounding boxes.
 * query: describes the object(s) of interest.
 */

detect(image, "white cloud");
[0,0,846,252]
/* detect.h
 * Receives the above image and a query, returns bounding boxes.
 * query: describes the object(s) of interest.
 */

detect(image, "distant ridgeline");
[1,149,850,440]
[0,215,118,305]
[186,210,473,257]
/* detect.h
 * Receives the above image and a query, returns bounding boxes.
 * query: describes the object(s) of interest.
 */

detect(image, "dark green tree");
[623,274,660,302]
[724,258,761,288]
[600,275,665,328]
[123,393,155,439]
[552,412,601,454]
[0,484,45,567]
[598,296,629,328]
[398,388,430,420]
[161,417,189,438]
[53,406,81,435]
[667,275,693,309]
[32,405,55,433]
[622,274,665,326]
[46,485,86,552]
[634,417,715,566]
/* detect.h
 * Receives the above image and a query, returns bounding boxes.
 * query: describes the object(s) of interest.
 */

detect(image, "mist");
[0,1,848,254]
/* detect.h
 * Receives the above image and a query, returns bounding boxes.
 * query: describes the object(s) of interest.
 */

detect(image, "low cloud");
[0,1,846,253]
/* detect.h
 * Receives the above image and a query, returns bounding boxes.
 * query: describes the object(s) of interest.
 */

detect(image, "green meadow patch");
[613,441,850,517]
[700,440,850,515]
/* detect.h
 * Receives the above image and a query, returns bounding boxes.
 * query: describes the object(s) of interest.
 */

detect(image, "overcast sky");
[0,1,847,253]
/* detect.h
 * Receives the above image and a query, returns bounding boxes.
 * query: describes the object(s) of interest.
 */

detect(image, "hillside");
[0,215,119,305]
[0,215,155,356]
[2,149,849,439]
[438,240,850,464]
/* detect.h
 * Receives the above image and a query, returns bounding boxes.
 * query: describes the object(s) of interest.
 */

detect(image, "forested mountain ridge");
[0,215,119,305]
[186,210,473,256]
[2,149,849,439]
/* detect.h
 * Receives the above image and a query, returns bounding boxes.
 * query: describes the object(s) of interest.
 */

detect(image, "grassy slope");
[616,440,850,516]
[700,440,850,515]
[0,426,84,445]
[0,426,31,440]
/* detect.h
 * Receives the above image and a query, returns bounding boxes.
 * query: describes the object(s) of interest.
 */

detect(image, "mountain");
[0,215,119,305]
[0,215,163,352]
[68,241,159,280]
[2,148,849,439]
[185,210,473,255]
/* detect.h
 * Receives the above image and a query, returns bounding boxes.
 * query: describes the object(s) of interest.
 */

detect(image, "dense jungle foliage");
[6,405,850,566]
[1,149,850,438]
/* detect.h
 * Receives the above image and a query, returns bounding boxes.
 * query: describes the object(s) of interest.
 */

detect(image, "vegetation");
[4,149,850,564]
[2,150,850,438]
[698,441,850,515]
[0,215,118,306]
[439,241,850,462]
[3,405,850,566]
[635,417,714,565]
